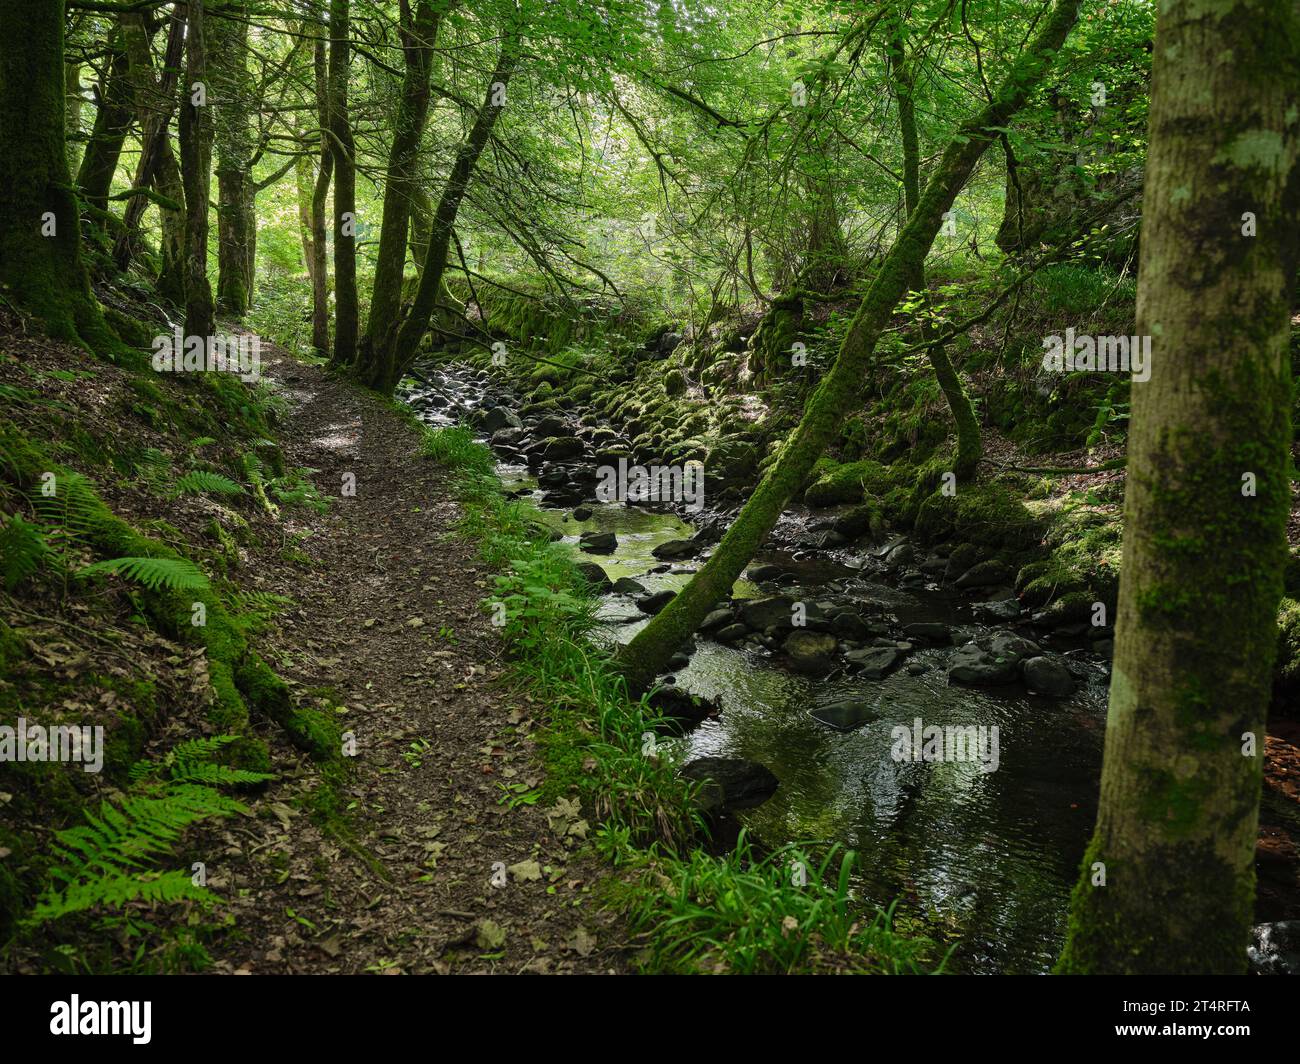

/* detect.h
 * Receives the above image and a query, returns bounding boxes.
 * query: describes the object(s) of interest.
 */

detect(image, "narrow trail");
[203,345,626,974]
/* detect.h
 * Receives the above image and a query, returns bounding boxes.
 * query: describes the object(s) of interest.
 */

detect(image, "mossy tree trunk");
[308,11,333,357]
[114,8,185,274]
[889,12,982,482]
[362,43,517,393]
[212,2,257,317]
[1057,0,1300,975]
[328,0,359,365]
[0,0,118,351]
[364,0,446,358]
[616,0,1083,690]
[179,0,215,340]
[75,18,133,218]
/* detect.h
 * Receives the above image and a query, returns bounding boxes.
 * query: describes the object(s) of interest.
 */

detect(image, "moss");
[803,459,891,508]
[913,481,1042,550]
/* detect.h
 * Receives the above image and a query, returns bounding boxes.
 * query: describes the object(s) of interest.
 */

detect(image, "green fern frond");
[78,556,210,592]
[175,470,245,497]
[0,513,50,590]
[32,869,215,922]
[190,437,218,448]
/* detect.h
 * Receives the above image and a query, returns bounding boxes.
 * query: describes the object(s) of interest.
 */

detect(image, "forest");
[0,0,1298,984]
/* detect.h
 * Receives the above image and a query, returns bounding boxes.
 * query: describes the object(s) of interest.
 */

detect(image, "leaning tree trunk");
[179,0,215,341]
[616,0,1083,690]
[75,20,133,219]
[363,45,516,393]
[889,12,982,482]
[1056,0,1300,975]
[0,0,118,351]
[364,0,445,358]
[328,0,358,365]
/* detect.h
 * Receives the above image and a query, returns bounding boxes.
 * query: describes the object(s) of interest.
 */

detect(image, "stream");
[404,364,1111,974]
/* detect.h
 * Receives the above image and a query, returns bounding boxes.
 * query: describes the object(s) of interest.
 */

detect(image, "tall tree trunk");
[179,0,215,340]
[364,0,446,357]
[889,13,982,482]
[65,60,83,174]
[0,0,118,351]
[114,7,186,272]
[616,0,1083,690]
[363,45,516,393]
[309,10,333,357]
[212,2,256,316]
[328,0,358,365]
[295,147,317,285]
[1057,0,1300,975]
[75,20,134,218]
[154,141,188,305]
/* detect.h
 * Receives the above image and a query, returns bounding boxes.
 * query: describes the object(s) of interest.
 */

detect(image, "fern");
[0,513,50,589]
[79,555,210,592]
[130,735,274,788]
[31,737,274,924]
[175,470,245,497]
[190,436,218,448]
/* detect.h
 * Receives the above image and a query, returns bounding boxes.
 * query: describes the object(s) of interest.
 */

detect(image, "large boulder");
[579,530,617,554]
[948,642,1020,686]
[844,646,903,678]
[652,539,699,561]
[1022,656,1075,698]
[739,594,796,632]
[543,436,585,461]
[574,562,612,591]
[636,589,677,614]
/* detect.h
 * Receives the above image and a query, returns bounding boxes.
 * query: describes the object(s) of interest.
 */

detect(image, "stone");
[574,562,611,591]
[480,406,522,432]
[972,598,1021,622]
[831,611,872,640]
[948,642,1020,686]
[955,560,1015,589]
[571,506,593,521]
[844,646,902,678]
[810,699,880,732]
[636,589,676,614]
[783,630,838,674]
[543,436,585,461]
[715,623,749,643]
[700,608,733,631]
[739,595,796,632]
[612,577,646,595]
[579,530,617,554]
[652,539,699,561]
[680,757,778,814]
[1022,656,1074,697]
[746,563,786,582]
[902,622,952,644]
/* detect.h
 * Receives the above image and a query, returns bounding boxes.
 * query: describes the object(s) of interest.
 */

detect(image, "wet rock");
[533,415,567,438]
[831,611,873,640]
[884,542,915,568]
[783,630,838,674]
[668,650,692,671]
[906,661,929,675]
[575,562,612,591]
[844,646,902,678]
[680,757,778,814]
[612,577,646,595]
[637,589,676,614]
[652,538,699,561]
[1248,921,1300,974]
[715,623,749,643]
[648,688,718,730]
[571,505,593,521]
[1022,656,1074,697]
[919,556,949,577]
[972,598,1021,622]
[543,436,585,461]
[833,504,881,538]
[990,631,1041,661]
[479,406,522,432]
[948,642,1020,686]
[739,594,796,632]
[747,562,786,582]
[902,622,952,644]
[579,530,617,554]
[810,699,880,732]
[955,560,1015,589]
[700,607,734,632]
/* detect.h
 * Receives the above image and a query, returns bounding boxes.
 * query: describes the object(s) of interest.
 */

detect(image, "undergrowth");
[419,423,940,974]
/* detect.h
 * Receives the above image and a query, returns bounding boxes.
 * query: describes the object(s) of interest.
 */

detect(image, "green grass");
[419,423,941,974]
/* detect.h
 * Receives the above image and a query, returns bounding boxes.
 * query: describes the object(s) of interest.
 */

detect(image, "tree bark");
[309,9,333,357]
[362,45,516,393]
[212,2,256,316]
[179,0,215,340]
[75,20,134,218]
[0,0,117,351]
[616,0,1083,690]
[889,12,982,482]
[1057,0,1300,975]
[364,0,446,357]
[328,0,358,365]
